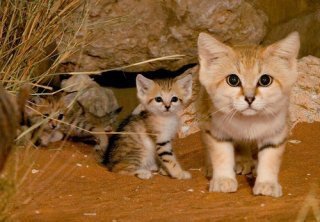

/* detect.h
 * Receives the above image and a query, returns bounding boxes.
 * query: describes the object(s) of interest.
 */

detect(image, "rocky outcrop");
[263,10,320,58]
[58,0,267,73]
[290,56,320,127]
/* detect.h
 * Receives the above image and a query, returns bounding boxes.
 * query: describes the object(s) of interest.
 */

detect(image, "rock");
[58,0,267,73]
[290,56,320,128]
[248,0,320,26]
[263,10,320,58]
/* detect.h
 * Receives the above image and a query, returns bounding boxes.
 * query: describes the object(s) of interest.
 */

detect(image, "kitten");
[197,32,300,197]
[102,74,193,180]
[24,96,65,146]
[26,84,121,153]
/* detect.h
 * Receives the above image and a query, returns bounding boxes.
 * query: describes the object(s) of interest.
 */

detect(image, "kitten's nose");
[165,105,171,111]
[245,96,255,105]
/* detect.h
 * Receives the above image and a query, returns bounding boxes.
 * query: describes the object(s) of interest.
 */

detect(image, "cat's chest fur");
[150,114,180,141]
[211,111,286,141]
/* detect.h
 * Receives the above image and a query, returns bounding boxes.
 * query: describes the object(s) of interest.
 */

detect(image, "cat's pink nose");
[245,96,255,105]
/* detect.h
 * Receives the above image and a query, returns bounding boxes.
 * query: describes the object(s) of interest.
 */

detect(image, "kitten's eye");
[43,113,49,118]
[58,114,64,120]
[155,97,163,103]
[258,74,273,87]
[226,74,241,87]
[171,96,178,102]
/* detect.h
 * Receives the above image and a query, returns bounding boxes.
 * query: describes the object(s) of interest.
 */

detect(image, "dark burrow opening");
[60,63,197,121]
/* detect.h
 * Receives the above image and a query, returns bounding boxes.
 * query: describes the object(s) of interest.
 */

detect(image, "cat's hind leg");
[235,142,255,175]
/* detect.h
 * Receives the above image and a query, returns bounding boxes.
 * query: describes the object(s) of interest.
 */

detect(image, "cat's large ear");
[264,32,300,60]
[197,32,233,68]
[136,74,154,99]
[176,74,193,102]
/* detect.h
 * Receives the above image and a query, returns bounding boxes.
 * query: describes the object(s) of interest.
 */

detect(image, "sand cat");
[197,32,300,197]
[26,76,121,152]
[25,96,65,146]
[102,74,193,180]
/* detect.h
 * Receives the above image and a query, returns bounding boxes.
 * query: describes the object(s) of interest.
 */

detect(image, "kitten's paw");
[149,164,158,172]
[209,177,238,193]
[159,168,168,176]
[135,170,153,180]
[235,158,254,175]
[253,181,282,197]
[172,171,192,180]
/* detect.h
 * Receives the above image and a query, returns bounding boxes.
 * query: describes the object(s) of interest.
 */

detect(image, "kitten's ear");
[264,32,300,60]
[176,74,193,101]
[136,74,154,99]
[197,32,233,67]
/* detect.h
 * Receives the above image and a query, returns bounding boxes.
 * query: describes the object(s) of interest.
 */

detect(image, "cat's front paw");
[209,177,238,193]
[253,181,282,197]
[136,170,153,180]
[172,171,192,180]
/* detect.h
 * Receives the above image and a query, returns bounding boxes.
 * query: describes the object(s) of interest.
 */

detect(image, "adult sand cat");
[103,74,193,180]
[197,32,300,197]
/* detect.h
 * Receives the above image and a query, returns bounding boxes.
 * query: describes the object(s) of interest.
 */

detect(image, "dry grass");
[0,0,84,92]
[0,0,84,220]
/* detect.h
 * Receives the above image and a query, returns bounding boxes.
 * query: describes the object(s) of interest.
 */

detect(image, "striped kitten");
[26,88,121,153]
[102,74,193,180]
[197,32,300,197]
[25,96,65,146]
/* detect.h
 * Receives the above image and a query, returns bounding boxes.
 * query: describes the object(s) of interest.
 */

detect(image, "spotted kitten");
[102,74,193,180]
[197,32,300,197]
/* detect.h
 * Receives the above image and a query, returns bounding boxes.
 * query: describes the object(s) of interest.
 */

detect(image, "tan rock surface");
[263,10,320,58]
[58,0,267,72]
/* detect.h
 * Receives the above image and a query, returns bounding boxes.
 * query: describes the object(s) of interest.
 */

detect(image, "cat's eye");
[171,96,178,102]
[258,74,273,87]
[43,113,49,118]
[155,97,163,103]
[58,114,64,120]
[226,74,241,87]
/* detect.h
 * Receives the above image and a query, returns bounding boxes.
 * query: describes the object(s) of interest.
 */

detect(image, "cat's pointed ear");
[264,32,300,60]
[136,74,154,99]
[176,74,193,101]
[197,32,233,67]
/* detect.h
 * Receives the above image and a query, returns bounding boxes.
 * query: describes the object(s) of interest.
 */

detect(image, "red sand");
[6,123,320,221]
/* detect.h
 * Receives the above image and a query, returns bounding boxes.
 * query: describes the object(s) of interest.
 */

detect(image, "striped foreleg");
[156,140,191,179]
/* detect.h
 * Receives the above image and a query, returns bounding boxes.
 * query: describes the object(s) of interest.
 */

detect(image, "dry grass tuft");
[0,0,84,220]
[0,0,84,92]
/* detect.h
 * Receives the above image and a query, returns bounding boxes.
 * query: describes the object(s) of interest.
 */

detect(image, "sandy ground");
[5,123,320,221]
